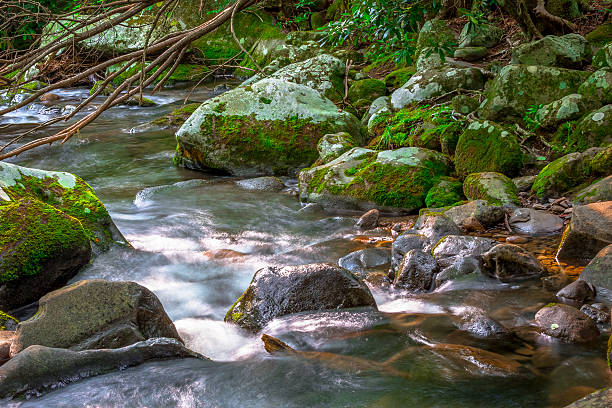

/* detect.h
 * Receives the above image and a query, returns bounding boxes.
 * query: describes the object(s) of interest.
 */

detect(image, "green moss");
[213,102,227,113]
[151,103,201,128]
[425,177,464,208]
[384,67,416,90]
[585,22,612,46]
[0,199,89,283]
[0,311,18,330]
[348,79,386,104]
[463,172,520,205]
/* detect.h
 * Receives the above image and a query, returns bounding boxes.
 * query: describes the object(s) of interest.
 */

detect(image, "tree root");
[534,0,578,33]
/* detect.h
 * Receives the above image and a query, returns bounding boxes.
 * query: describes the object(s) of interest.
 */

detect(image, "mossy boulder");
[454,46,488,61]
[391,67,485,109]
[454,121,523,178]
[479,64,591,122]
[534,94,599,130]
[0,311,17,331]
[0,161,126,252]
[174,78,361,176]
[593,43,612,69]
[574,175,612,204]
[458,23,503,48]
[463,172,520,206]
[511,34,592,69]
[566,105,612,152]
[577,68,612,106]
[451,94,480,115]
[384,67,416,90]
[530,147,606,198]
[0,199,91,311]
[298,146,452,212]
[10,279,182,355]
[150,103,201,129]
[425,177,464,208]
[317,132,355,164]
[348,79,386,104]
[586,21,612,46]
[225,263,377,332]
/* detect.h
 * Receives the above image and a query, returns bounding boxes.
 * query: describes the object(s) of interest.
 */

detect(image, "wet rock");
[463,172,520,206]
[508,208,564,236]
[579,303,610,324]
[297,202,325,214]
[394,250,438,292]
[39,93,60,103]
[435,257,482,288]
[452,306,508,338]
[225,263,377,332]
[235,176,285,192]
[507,236,529,244]
[563,388,612,408]
[390,67,485,110]
[557,202,612,262]
[454,46,487,61]
[458,23,503,48]
[444,200,504,229]
[511,34,591,69]
[579,244,612,292]
[574,175,612,205]
[479,64,590,122]
[317,132,355,164]
[535,303,599,343]
[427,343,523,377]
[174,78,361,177]
[432,235,498,269]
[412,213,462,250]
[0,338,206,399]
[338,248,390,278]
[455,123,523,178]
[0,199,92,311]
[356,209,380,230]
[483,244,545,282]
[10,280,182,355]
[391,233,426,272]
[298,147,452,212]
[556,280,596,306]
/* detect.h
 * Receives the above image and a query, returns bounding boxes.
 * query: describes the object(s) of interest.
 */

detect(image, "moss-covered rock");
[564,105,612,152]
[586,21,612,46]
[454,46,488,61]
[451,94,480,115]
[391,67,486,109]
[479,64,591,122]
[89,81,116,97]
[298,146,452,212]
[577,68,612,106]
[534,94,599,130]
[425,177,465,208]
[0,199,91,311]
[463,172,520,206]
[0,161,126,252]
[511,34,592,69]
[384,67,416,90]
[317,132,355,164]
[593,43,612,69]
[574,175,612,204]
[458,23,503,48]
[348,79,386,104]
[530,147,607,198]
[174,78,361,176]
[150,103,201,129]
[454,121,523,178]
[0,311,17,331]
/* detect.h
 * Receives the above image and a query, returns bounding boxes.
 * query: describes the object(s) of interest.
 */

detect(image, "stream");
[1,84,610,407]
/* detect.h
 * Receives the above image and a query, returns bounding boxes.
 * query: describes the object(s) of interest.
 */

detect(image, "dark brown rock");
[557,201,612,262]
[356,209,380,230]
[535,303,600,343]
[556,280,596,306]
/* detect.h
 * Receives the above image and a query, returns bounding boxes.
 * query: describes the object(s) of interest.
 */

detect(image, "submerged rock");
[0,338,206,399]
[10,280,182,355]
[579,244,612,292]
[174,78,361,176]
[225,263,377,332]
[557,201,612,262]
[563,388,612,408]
[508,208,564,236]
[535,303,599,343]
[463,172,520,206]
[298,147,452,212]
[483,244,545,282]
[235,177,285,192]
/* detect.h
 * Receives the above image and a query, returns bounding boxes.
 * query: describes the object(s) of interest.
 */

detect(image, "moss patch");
[151,103,201,128]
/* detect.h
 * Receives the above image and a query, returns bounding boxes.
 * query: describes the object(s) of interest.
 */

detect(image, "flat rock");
[509,208,564,236]
[235,177,285,192]
[443,200,504,228]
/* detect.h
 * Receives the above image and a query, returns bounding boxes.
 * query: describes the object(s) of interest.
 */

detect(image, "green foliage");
[324,0,439,64]
[523,104,543,132]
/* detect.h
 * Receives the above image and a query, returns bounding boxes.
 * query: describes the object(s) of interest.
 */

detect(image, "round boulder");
[535,303,599,343]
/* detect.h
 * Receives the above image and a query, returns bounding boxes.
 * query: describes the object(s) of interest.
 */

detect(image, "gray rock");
[235,176,285,192]
[508,208,564,236]
[298,202,325,214]
[225,263,377,331]
[513,176,536,192]
[444,200,504,228]
[534,94,599,130]
[0,338,206,399]
[535,304,599,343]
[10,280,181,356]
[563,388,612,408]
[459,23,503,48]
[356,209,380,230]
[413,213,462,247]
[574,175,612,204]
[391,233,426,272]
[338,248,391,277]
[511,34,592,69]
[483,244,545,282]
[317,132,355,164]
[579,303,610,324]
[557,201,612,262]
[556,280,596,306]
[454,46,488,61]
[432,235,498,268]
[580,244,612,292]
[435,257,482,288]
[462,172,520,206]
[394,249,438,292]
[452,306,508,338]
[577,68,612,106]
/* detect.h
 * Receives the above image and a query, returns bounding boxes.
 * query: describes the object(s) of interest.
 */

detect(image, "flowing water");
[1,85,610,407]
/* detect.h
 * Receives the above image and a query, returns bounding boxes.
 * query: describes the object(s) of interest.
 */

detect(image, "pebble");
[506,235,529,244]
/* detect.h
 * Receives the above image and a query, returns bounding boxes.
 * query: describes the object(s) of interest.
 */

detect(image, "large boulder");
[535,303,599,343]
[425,177,464,208]
[348,79,387,105]
[298,147,452,212]
[557,201,612,262]
[510,34,592,69]
[225,263,377,332]
[0,338,205,399]
[579,244,612,292]
[463,172,520,206]
[577,68,612,106]
[317,132,355,164]
[567,105,612,152]
[338,248,390,278]
[10,280,182,355]
[0,161,126,252]
[174,78,361,176]
[508,208,564,236]
[390,67,485,110]
[483,244,545,282]
[0,200,91,311]
[479,65,591,122]
[534,94,599,130]
[443,200,504,229]
[454,121,523,178]
[574,175,612,204]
